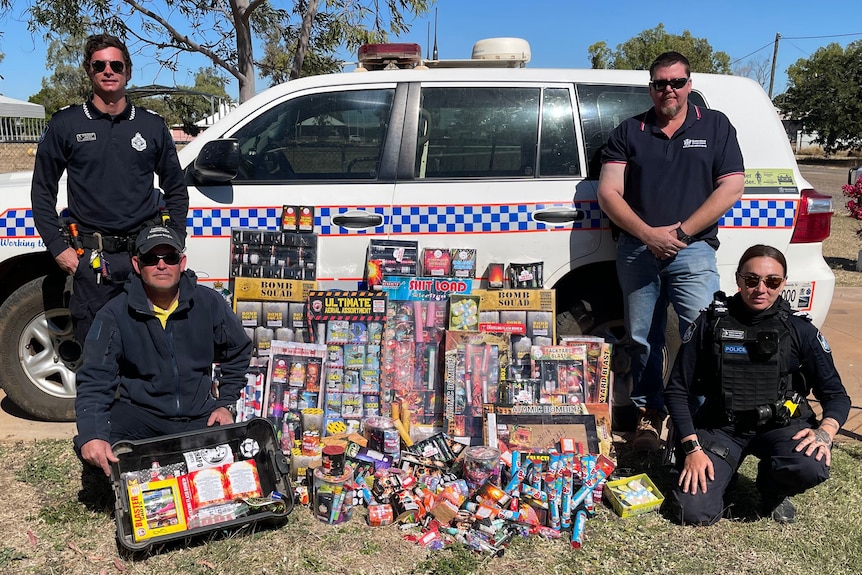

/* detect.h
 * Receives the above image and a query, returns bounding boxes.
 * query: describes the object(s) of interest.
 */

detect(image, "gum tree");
[28,0,431,103]
[588,23,731,73]
[776,41,862,154]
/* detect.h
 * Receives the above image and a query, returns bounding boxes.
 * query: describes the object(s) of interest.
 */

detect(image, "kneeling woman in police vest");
[664,244,850,525]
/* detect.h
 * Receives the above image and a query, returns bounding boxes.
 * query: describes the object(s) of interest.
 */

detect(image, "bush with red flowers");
[843,174,862,240]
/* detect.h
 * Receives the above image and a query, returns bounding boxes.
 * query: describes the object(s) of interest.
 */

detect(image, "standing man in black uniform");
[665,245,850,525]
[31,33,189,344]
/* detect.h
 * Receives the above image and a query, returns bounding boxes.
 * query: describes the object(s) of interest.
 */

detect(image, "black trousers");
[69,249,134,344]
[666,416,830,525]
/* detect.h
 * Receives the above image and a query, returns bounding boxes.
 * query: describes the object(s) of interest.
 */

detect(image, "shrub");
[842,174,862,239]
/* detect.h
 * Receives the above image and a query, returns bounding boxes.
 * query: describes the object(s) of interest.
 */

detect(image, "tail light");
[790,189,832,243]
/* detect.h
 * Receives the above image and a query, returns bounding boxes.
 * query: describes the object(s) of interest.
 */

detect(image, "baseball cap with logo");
[135,226,184,255]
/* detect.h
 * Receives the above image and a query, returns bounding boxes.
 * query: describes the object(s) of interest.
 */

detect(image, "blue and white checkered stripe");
[0,199,798,239]
[189,207,281,236]
[0,209,37,237]
[719,199,796,229]
[386,202,604,234]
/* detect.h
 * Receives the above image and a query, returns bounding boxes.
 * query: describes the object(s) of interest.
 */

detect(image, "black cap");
[135,225,183,255]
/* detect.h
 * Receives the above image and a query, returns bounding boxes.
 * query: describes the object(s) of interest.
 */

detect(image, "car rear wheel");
[0,275,79,421]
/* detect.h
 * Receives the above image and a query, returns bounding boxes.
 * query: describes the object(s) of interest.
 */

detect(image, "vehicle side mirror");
[194,139,239,183]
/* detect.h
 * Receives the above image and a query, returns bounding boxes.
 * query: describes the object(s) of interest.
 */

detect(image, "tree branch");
[120,0,241,80]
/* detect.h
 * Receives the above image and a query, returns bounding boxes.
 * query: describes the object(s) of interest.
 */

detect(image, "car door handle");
[332,211,384,229]
[533,207,584,224]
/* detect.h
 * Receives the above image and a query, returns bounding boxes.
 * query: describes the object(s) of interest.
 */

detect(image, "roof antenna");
[432,7,439,60]
[426,21,430,60]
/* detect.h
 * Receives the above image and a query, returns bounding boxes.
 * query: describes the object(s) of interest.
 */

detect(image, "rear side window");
[415,87,581,179]
[577,84,706,178]
[231,89,394,181]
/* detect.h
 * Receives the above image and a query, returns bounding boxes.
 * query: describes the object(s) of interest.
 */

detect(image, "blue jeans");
[616,235,719,413]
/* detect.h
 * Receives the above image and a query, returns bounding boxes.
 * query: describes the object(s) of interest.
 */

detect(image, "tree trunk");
[290,0,319,81]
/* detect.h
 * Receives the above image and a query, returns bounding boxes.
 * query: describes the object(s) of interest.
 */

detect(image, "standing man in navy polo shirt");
[31,33,189,345]
[597,51,745,451]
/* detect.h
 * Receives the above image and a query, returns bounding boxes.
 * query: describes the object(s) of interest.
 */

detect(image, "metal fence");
[0,141,39,173]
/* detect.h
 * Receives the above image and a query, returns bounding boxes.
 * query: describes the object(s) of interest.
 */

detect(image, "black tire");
[0,275,79,421]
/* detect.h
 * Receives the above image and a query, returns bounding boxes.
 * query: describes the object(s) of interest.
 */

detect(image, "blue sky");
[1,0,861,102]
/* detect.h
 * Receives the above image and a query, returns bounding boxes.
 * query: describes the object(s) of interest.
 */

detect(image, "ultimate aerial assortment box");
[107,231,635,555]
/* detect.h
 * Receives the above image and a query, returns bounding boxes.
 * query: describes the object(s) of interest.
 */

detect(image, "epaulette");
[792,310,813,323]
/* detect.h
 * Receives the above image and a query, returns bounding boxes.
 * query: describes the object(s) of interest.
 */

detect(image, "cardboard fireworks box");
[604,473,665,518]
[443,331,510,442]
[306,291,387,433]
[232,278,318,355]
[474,289,555,380]
[230,228,318,280]
[111,418,293,552]
[365,239,419,289]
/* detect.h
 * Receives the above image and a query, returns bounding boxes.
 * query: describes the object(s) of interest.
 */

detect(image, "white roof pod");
[471,38,532,66]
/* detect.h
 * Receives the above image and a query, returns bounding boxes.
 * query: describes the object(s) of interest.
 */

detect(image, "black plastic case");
[110,417,294,553]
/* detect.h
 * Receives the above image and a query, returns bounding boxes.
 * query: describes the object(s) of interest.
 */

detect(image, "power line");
[731,31,862,65]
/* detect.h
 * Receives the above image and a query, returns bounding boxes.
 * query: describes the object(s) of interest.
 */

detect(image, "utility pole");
[768,32,780,98]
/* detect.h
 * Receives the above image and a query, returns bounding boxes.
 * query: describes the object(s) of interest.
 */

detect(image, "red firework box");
[378,276,476,427]
[422,248,452,277]
[443,331,511,443]
[306,291,387,434]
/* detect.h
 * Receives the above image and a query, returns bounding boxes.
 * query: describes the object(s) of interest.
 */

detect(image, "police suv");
[0,39,834,421]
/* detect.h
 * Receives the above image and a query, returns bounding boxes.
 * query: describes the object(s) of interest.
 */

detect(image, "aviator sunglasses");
[737,273,784,290]
[650,77,689,91]
[138,252,182,267]
[90,59,126,74]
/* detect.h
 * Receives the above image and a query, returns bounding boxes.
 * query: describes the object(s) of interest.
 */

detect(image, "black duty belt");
[79,233,136,253]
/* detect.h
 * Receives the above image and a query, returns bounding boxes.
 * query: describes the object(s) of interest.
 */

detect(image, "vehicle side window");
[540,88,580,177]
[577,84,706,179]
[231,89,394,181]
[416,87,540,179]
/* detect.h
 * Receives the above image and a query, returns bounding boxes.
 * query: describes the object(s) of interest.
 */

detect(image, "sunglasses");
[90,60,126,74]
[737,273,784,290]
[138,252,182,267]
[650,77,689,91]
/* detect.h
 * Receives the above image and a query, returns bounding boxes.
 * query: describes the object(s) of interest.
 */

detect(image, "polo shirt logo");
[76,132,97,142]
[131,132,147,152]
[683,138,708,149]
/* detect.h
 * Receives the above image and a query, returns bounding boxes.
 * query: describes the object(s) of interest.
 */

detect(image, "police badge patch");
[817,331,832,353]
[131,132,147,151]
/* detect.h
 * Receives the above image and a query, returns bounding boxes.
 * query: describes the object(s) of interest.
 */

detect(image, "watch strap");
[682,438,701,454]
[676,227,694,245]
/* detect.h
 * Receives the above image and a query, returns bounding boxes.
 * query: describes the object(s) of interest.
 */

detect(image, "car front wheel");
[0,275,79,421]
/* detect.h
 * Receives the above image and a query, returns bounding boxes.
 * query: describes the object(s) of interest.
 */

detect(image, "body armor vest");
[701,293,794,425]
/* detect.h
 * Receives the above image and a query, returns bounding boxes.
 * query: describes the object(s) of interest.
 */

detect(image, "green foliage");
[28,32,91,117]
[136,67,232,135]
[15,439,77,492]
[777,40,862,154]
[27,0,432,103]
[588,23,731,74]
[411,543,483,575]
[0,546,28,568]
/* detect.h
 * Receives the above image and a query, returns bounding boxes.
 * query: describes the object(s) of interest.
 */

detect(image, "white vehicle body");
[0,51,834,421]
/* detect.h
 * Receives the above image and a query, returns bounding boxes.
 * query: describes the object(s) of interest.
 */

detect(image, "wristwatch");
[222,404,238,418]
[682,438,701,454]
[675,226,695,245]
